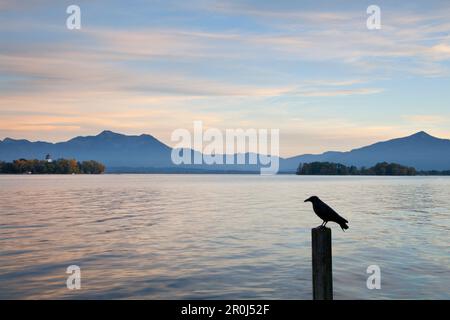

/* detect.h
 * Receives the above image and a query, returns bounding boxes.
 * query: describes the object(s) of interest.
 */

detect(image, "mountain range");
[1,130,449,172]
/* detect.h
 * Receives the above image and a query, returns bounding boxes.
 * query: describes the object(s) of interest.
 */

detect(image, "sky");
[1,0,450,156]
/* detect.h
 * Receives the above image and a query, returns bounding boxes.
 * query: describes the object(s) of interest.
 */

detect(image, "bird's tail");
[339,222,349,232]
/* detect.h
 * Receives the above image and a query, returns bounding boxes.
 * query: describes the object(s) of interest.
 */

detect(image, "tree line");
[296,161,450,176]
[0,159,105,174]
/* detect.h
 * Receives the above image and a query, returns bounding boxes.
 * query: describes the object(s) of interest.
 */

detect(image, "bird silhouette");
[304,196,349,231]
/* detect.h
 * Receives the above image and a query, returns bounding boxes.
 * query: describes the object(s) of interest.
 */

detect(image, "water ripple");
[0,175,449,299]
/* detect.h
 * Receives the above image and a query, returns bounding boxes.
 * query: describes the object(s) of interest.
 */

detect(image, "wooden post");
[312,226,333,300]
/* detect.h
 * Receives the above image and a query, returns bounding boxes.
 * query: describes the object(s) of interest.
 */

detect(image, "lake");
[0,175,449,299]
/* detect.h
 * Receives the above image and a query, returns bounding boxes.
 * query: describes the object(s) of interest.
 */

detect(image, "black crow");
[304,196,349,231]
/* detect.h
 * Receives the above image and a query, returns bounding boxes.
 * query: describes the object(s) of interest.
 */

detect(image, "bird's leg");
[320,221,325,227]
[323,221,328,227]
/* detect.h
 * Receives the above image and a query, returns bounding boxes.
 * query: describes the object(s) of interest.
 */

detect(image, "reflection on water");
[0,175,449,299]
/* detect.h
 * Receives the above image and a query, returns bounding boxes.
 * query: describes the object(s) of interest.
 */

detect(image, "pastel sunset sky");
[1,0,450,156]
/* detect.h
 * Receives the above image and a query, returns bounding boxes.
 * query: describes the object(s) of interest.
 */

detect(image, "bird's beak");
[304,198,310,202]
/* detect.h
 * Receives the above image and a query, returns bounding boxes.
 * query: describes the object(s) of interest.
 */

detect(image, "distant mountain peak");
[405,131,440,141]
[2,130,450,171]
[97,130,123,137]
[2,137,29,143]
[411,131,432,137]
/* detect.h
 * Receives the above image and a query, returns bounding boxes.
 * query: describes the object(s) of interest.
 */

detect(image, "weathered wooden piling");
[312,226,333,300]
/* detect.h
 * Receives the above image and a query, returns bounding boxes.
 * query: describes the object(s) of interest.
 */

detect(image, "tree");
[0,158,105,174]
[296,161,419,176]
[79,160,105,174]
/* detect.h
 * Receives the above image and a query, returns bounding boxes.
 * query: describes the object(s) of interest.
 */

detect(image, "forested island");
[0,159,105,174]
[296,162,450,176]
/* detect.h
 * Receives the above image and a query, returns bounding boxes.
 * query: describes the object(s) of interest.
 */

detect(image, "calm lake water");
[0,175,449,299]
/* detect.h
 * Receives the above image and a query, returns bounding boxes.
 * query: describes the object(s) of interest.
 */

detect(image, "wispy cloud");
[1,0,449,154]
[403,115,448,125]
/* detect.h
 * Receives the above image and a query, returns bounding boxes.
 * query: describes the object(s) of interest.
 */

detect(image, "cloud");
[2,29,385,99]
[1,1,450,154]
[403,115,448,125]
[430,43,450,60]
[201,1,450,75]
[208,2,358,24]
